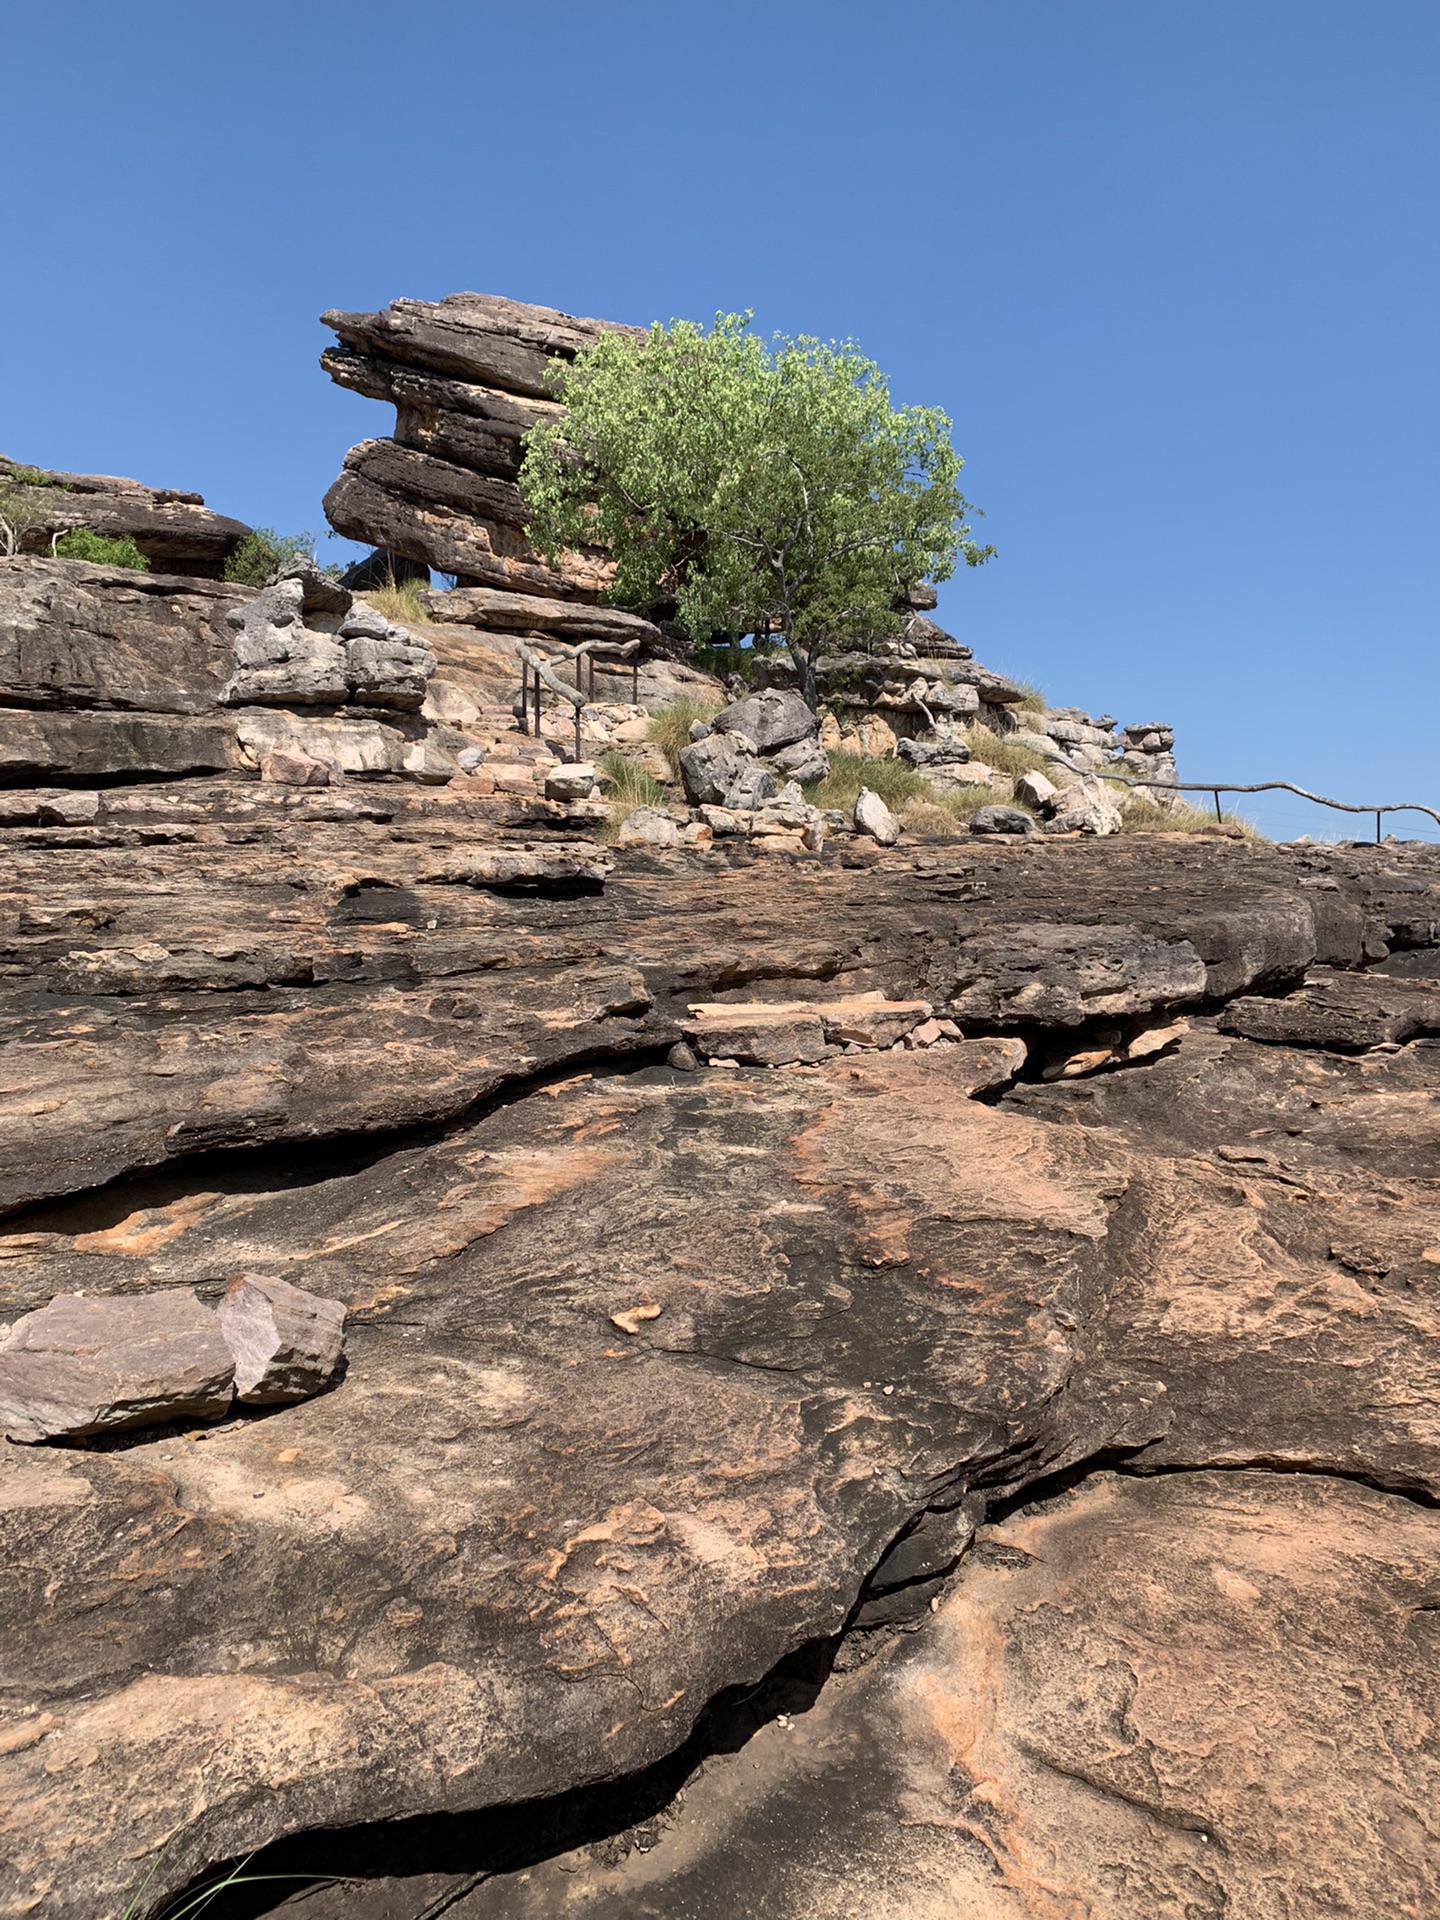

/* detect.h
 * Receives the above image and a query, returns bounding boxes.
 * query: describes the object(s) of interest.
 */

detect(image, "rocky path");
[2,796,1439,1917]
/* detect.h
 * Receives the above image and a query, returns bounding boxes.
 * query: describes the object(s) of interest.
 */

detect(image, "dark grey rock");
[768,737,829,784]
[711,689,816,753]
[970,804,1037,835]
[679,733,752,806]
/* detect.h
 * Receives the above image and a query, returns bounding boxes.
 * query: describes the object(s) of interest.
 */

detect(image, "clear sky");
[5,0,1436,840]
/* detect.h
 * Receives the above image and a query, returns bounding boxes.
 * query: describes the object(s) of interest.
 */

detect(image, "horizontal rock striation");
[321,293,642,606]
[3,531,1440,1918]
[0,455,251,577]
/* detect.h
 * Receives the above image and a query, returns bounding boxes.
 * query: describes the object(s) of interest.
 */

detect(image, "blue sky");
[5,0,1436,840]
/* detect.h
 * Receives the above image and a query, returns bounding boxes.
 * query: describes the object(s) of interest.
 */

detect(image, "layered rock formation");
[321,294,653,635]
[2,636,1440,1916]
[2,494,1440,1920]
[0,455,250,577]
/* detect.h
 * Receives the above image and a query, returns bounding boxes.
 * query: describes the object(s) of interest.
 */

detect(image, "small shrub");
[963,724,1054,778]
[6,464,60,488]
[52,528,150,569]
[646,697,723,775]
[223,526,317,586]
[805,752,932,813]
[364,577,433,628]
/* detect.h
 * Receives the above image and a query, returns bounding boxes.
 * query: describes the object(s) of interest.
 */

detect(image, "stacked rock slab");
[0,551,461,788]
[0,455,251,578]
[321,293,655,639]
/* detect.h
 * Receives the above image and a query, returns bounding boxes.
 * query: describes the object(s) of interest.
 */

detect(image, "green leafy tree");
[223,526,318,586]
[519,313,993,706]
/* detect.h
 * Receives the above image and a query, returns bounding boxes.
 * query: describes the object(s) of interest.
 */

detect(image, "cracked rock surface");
[1,766,1439,1917]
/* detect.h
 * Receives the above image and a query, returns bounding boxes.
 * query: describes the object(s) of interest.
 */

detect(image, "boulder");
[678,732,752,806]
[616,805,682,850]
[217,1273,346,1405]
[897,735,972,769]
[767,737,828,784]
[970,804,1038,835]
[220,559,436,712]
[853,786,900,846]
[1014,768,1059,811]
[1043,773,1124,836]
[543,762,598,801]
[0,1292,235,1442]
[682,1005,827,1066]
[710,688,816,754]
[260,747,344,788]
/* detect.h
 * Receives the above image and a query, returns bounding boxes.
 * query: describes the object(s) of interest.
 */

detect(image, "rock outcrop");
[0,455,251,577]
[2,666,1439,1918]
[321,293,643,607]
[3,450,1440,1920]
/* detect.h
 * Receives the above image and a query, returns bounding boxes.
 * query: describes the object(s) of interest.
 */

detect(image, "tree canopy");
[519,313,993,705]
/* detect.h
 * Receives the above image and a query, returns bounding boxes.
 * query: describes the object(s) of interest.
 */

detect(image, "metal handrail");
[1107,775,1440,840]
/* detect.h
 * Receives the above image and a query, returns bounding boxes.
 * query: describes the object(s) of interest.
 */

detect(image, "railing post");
[1213,790,1223,824]
[1376,810,1383,844]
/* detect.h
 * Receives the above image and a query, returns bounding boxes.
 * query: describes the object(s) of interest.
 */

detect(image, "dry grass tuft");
[597,750,668,841]
[963,724,1055,778]
[646,698,724,776]
[806,752,932,812]
[364,578,433,628]
[1117,790,1261,838]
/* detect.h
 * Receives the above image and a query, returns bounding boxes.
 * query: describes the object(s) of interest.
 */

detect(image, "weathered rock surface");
[443,1472,1440,1920]
[2,789,1440,1917]
[322,293,644,401]
[0,556,247,713]
[1218,964,1440,1049]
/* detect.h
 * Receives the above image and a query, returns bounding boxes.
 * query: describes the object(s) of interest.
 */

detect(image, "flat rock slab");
[0,1289,234,1441]
[1219,964,1440,1049]
[445,1472,1440,1920]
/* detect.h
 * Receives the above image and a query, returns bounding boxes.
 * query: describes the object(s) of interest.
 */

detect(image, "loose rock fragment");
[853,787,899,846]
[610,1303,663,1335]
[970,803,1037,835]
[0,1292,235,1443]
[217,1273,346,1405]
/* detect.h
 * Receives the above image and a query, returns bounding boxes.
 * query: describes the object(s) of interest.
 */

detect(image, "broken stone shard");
[217,1273,346,1404]
[0,1291,235,1443]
